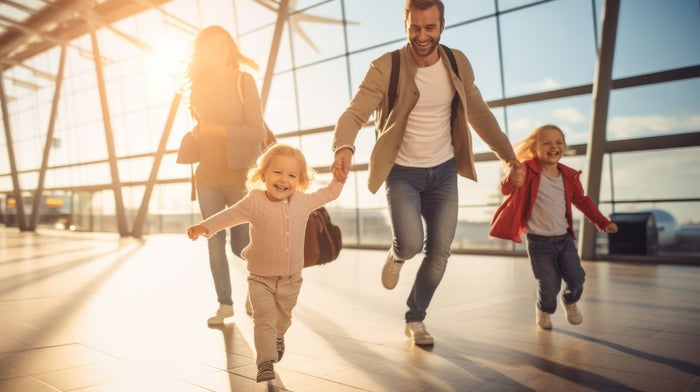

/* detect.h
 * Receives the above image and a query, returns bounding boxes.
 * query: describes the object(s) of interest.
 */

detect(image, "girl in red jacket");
[489,124,618,330]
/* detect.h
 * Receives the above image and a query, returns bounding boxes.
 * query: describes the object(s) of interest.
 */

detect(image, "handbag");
[304,207,342,267]
[176,126,199,201]
[176,126,199,164]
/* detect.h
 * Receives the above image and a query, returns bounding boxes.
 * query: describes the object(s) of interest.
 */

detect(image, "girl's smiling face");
[262,155,301,201]
[533,127,566,167]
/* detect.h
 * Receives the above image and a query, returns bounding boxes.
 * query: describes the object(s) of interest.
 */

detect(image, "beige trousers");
[248,272,303,365]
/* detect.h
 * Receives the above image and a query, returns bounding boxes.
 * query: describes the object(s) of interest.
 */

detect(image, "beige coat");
[332,43,516,194]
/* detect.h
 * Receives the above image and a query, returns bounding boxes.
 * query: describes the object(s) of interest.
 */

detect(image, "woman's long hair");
[183,25,258,91]
[182,25,259,118]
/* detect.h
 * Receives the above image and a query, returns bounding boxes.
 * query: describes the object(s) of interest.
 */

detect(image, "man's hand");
[506,158,525,187]
[332,147,353,182]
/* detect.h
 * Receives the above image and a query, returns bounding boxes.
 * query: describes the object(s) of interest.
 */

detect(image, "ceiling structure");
[0,0,171,72]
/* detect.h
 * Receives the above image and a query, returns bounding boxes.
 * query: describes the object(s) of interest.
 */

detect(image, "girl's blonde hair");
[247,144,314,192]
[513,124,566,161]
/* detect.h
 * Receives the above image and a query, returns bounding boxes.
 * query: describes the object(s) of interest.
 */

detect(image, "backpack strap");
[388,50,400,113]
[439,44,461,125]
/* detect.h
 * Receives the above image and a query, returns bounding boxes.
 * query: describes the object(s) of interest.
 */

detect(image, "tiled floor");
[0,227,699,392]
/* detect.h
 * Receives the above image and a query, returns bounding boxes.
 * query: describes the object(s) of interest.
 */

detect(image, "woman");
[185,25,268,325]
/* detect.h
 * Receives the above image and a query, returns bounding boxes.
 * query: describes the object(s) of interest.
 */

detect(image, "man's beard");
[409,36,440,58]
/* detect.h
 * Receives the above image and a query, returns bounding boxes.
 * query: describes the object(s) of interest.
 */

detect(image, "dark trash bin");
[609,212,658,255]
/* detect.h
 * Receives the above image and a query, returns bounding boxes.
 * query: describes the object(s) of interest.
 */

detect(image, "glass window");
[289,1,346,68]
[442,18,503,102]
[607,79,700,140]
[609,147,700,202]
[500,0,597,97]
[343,0,403,53]
[505,95,593,146]
[265,70,300,133]
[613,0,700,78]
[497,0,549,12]
[444,0,496,21]
[295,58,351,130]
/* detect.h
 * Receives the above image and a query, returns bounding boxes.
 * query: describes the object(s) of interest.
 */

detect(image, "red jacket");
[489,159,611,243]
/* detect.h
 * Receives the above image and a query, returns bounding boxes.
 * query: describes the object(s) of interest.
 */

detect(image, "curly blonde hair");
[247,144,314,192]
[513,124,566,161]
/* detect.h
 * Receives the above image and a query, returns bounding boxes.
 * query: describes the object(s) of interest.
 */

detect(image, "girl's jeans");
[526,233,586,313]
[248,272,302,365]
[197,181,250,306]
[385,158,458,323]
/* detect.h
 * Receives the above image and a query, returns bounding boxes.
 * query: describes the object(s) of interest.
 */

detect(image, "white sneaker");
[381,251,403,290]
[536,307,552,330]
[207,304,233,325]
[405,321,434,346]
[561,298,583,325]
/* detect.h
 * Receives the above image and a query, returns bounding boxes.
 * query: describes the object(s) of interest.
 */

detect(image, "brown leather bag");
[304,207,342,267]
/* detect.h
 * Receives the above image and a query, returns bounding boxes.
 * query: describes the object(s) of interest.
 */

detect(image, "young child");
[188,144,345,382]
[489,124,618,330]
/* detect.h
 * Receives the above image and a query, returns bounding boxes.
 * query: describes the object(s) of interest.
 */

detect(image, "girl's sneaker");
[256,361,275,382]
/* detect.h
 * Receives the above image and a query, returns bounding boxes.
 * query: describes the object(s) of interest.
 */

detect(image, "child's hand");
[331,155,347,183]
[507,159,525,187]
[604,222,619,234]
[187,225,208,240]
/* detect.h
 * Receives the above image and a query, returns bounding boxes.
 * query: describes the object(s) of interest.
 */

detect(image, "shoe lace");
[259,361,273,372]
[410,322,427,334]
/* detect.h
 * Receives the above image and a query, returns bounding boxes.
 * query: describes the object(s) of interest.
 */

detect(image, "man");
[332,0,524,346]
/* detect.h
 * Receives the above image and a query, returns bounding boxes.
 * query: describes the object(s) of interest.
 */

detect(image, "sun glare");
[145,38,189,78]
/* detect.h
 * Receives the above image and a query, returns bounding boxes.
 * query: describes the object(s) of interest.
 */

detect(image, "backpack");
[388,44,460,121]
[304,207,342,267]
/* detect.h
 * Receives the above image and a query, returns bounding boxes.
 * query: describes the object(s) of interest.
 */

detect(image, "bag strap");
[237,71,245,103]
[388,50,400,113]
[388,45,460,120]
[189,164,196,201]
[439,44,461,126]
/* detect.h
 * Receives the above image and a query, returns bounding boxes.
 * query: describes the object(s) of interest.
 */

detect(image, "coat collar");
[525,158,581,177]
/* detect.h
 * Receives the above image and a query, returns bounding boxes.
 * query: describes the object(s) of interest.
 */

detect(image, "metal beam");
[90,29,129,236]
[0,69,28,230]
[29,45,66,230]
[260,0,288,111]
[0,0,92,59]
[131,92,182,238]
[0,0,171,64]
[579,0,620,260]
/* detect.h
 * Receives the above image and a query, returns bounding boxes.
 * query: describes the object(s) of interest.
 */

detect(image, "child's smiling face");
[533,127,566,167]
[262,155,301,201]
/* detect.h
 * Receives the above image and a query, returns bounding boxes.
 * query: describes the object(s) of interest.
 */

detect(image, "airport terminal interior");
[1,0,699,391]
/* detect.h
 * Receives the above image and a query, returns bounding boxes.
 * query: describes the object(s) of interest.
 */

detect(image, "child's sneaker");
[536,307,552,330]
[256,360,275,382]
[560,298,583,325]
[276,337,285,362]
[207,304,233,325]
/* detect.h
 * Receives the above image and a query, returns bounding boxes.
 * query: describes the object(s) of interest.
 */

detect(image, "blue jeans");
[526,233,586,314]
[197,181,250,306]
[385,158,458,322]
